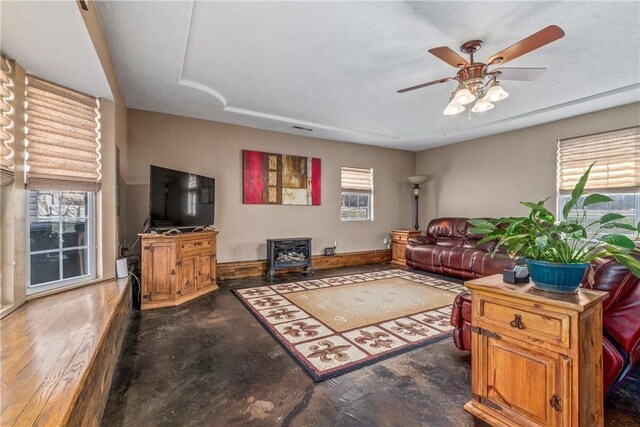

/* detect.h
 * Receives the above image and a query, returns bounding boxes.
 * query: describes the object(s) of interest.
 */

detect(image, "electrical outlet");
[383,237,389,245]
[331,241,337,248]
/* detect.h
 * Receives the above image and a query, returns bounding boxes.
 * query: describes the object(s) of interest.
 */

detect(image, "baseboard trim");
[217,249,392,281]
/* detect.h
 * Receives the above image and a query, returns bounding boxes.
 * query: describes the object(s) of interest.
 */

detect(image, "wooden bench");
[1,278,131,426]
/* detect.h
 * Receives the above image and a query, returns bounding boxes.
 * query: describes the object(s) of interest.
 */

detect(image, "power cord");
[162,228,183,236]
[129,270,142,306]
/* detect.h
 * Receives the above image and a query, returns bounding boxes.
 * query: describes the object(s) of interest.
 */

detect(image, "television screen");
[149,165,215,229]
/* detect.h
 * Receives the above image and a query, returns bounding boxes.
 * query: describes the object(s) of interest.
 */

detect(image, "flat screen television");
[149,165,215,230]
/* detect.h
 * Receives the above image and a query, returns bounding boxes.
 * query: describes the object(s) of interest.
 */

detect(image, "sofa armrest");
[408,236,435,245]
[450,291,471,327]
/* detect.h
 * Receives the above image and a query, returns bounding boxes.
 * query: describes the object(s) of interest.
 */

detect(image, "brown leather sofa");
[451,255,640,395]
[405,217,517,279]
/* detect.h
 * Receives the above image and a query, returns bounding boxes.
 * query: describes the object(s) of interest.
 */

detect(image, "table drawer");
[392,232,409,243]
[180,238,214,254]
[477,297,570,349]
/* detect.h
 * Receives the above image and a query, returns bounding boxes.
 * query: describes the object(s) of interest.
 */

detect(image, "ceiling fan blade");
[493,67,547,81]
[397,77,454,93]
[428,47,470,68]
[488,25,565,66]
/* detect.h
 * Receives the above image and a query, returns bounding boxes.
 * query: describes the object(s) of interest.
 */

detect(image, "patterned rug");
[232,269,466,381]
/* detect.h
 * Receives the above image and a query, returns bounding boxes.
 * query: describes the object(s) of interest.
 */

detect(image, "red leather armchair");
[450,255,640,395]
[406,217,516,279]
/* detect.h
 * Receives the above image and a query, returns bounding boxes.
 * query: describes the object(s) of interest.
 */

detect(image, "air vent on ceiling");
[291,125,313,132]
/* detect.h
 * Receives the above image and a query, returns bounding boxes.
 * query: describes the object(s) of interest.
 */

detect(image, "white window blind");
[558,126,640,193]
[25,75,101,191]
[341,167,373,193]
[1,54,15,186]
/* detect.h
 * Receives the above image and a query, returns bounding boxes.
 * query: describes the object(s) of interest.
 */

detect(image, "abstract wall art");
[243,150,321,205]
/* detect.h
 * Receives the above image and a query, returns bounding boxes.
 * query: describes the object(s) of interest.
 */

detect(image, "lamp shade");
[408,175,427,185]
[484,83,509,102]
[453,87,476,106]
[471,99,495,113]
[443,102,465,115]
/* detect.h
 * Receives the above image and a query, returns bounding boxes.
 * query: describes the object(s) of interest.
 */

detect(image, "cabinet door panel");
[148,243,175,302]
[197,254,214,288]
[180,257,197,296]
[392,243,406,261]
[483,336,563,426]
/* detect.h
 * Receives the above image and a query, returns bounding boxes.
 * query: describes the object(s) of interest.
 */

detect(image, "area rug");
[232,270,466,381]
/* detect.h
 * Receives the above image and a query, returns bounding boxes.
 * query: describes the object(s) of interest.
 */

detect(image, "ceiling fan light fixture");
[453,87,476,105]
[471,99,495,113]
[484,82,509,102]
[443,101,465,115]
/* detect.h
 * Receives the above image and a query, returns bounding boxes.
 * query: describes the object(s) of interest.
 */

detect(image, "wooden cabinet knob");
[549,394,561,411]
[510,314,525,329]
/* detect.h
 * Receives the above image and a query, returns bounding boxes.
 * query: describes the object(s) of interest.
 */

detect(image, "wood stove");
[266,238,313,279]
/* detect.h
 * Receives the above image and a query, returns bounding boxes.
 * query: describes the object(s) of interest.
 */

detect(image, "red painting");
[243,150,321,205]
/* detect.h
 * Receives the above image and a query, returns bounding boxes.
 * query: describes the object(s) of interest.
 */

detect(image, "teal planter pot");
[524,258,589,294]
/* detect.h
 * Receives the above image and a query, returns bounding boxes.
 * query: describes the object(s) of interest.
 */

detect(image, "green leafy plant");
[469,163,640,277]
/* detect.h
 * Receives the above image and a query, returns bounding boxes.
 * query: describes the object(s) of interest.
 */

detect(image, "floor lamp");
[408,176,427,230]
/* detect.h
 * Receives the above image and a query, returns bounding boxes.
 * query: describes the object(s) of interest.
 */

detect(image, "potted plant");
[469,163,640,293]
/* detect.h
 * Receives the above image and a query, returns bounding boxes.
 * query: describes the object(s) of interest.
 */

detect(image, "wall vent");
[291,125,313,132]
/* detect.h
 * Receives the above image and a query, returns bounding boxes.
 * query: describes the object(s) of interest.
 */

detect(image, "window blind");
[558,126,640,193]
[341,167,373,192]
[24,75,101,191]
[1,55,15,186]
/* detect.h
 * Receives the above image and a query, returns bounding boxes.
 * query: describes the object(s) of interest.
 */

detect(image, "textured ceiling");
[95,1,640,151]
[1,1,112,100]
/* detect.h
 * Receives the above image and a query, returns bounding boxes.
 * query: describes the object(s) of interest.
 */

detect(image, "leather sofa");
[451,255,640,395]
[405,217,517,279]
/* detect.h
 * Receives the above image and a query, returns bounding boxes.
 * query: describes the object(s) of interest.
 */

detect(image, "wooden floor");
[1,278,131,426]
[102,265,640,426]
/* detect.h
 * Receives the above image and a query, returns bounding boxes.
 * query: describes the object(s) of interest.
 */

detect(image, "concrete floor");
[103,265,640,426]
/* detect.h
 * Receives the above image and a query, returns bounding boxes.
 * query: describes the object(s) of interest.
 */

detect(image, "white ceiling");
[1,1,112,100]
[95,1,640,151]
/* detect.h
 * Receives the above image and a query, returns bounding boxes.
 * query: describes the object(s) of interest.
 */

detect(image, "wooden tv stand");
[139,230,218,310]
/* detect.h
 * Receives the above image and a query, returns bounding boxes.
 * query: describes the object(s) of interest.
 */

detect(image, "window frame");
[25,190,97,295]
[340,190,373,222]
[340,166,374,222]
[556,192,640,236]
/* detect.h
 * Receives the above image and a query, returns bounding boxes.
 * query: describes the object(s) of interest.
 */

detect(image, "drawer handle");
[510,314,525,329]
[549,394,561,411]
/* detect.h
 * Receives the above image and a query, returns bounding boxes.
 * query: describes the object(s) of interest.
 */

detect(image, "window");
[341,167,373,221]
[24,76,101,294]
[557,127,640,235]
[27,190,96,293]
[558,193,638,236]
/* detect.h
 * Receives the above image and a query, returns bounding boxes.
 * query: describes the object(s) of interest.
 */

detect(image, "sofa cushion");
[472,252,516,277]
[462,238,495,252]
[441,247,477,272]
[427,217,469,239]
[406,243,445,269]
[586,256,640,365]
[436,237,464,248]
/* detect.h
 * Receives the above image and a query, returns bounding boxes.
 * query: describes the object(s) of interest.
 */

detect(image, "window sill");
[26,276,115,301]
[0,301,26,320]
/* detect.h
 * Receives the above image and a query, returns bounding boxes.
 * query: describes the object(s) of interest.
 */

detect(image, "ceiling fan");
[398,25,565,115]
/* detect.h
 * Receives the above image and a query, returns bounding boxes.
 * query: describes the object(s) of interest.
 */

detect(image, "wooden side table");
[390,229,422,266]
[464,275,608,427]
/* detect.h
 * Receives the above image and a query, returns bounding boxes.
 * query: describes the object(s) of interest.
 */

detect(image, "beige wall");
[415,103,640,224]
[79,0,128,277]
[126,109,415,262]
